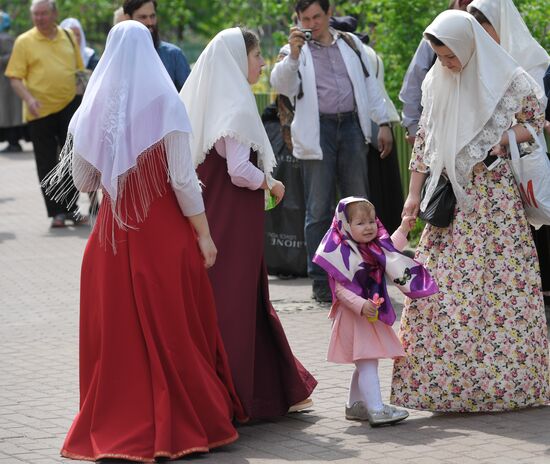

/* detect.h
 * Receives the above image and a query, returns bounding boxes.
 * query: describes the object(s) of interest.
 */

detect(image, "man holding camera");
[271,0,392,302]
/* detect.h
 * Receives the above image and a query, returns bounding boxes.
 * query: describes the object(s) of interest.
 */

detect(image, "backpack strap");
[63,28,78,68]
[63,28,75,50]
[337,31,370,78]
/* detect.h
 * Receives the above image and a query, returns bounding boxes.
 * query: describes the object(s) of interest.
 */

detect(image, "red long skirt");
[61,150,245,462]
[197,149,317,419]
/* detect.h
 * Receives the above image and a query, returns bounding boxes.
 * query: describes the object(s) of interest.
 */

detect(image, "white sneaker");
[366,404,409,426]
[345,401,369,421]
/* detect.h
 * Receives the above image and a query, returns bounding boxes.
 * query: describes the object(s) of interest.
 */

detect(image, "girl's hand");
[270,179,285,205]
[197,234,217,268]
[361,300,378,318]
[398,215,416,235]
[402,193,420,219]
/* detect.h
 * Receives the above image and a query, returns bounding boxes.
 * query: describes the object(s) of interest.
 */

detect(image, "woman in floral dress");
[391,10,549,412]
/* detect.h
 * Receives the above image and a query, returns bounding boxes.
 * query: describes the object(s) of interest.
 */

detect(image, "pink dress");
[327,231,407,363]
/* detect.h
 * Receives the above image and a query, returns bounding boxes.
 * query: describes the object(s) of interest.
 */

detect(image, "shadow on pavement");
[0,231,16,243]
[344,406,550,448]
[44,225,93,240]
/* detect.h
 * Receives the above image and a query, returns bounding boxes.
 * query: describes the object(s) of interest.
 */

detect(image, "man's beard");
[149,24,160,48]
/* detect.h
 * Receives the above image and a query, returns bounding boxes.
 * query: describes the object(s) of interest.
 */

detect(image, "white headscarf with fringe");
[468,0,550,85]
[179,27,276,175]
[45,20,196,220]
[60,17,95,68]
[419,10,543,213]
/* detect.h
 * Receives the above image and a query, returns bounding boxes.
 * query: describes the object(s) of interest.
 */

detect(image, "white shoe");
[366,404,409,426]
[288,398,313,413]
[345,401,369,421]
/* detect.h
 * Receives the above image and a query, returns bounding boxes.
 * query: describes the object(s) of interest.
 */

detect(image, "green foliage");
[408,218,425,249]
[3,0,548,103]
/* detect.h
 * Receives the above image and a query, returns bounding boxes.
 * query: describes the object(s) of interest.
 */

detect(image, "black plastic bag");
[262,104,308,277]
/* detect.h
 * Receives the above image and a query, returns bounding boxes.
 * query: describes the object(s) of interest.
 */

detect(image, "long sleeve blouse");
[214,136,264,190]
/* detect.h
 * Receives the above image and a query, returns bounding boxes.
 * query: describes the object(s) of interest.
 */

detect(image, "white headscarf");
[45,21,195,222]
[179,27,276,175]
[468,0,550,84]
[60,17,95,68]
[419,10,543,212]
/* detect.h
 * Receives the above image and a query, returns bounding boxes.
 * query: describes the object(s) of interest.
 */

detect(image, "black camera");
[300,28,312,41]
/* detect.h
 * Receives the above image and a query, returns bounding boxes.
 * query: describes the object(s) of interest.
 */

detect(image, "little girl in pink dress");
[313,197,438,426]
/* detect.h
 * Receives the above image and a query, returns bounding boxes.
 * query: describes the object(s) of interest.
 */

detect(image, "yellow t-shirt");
[5,26,84,121]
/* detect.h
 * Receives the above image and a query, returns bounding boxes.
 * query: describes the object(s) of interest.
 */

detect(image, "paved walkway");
[0,144,549,464]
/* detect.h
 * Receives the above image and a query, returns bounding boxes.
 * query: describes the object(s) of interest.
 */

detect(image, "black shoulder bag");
[418,174,456,228]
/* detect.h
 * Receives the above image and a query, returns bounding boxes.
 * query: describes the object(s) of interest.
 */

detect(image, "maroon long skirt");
[197,148,317,419]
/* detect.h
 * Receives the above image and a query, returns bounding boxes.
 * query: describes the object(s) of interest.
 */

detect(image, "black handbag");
[418,174,456,228]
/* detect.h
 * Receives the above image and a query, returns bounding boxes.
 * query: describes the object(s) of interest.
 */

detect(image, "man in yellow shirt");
[5,0,86,228]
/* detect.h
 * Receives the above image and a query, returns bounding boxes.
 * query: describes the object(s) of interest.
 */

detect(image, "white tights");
[347,359,384,412]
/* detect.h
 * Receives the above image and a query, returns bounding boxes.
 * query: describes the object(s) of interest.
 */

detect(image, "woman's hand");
[361,300,378,318]
[197,234,217,268]
[270,179,285,205]
[402,192,420,219]
[490,143,507,158]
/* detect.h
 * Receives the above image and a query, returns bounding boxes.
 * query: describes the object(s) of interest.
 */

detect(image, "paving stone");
[1,142,549,464]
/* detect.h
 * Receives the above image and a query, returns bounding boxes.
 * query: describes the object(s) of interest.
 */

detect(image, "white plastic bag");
[507,125,550,229]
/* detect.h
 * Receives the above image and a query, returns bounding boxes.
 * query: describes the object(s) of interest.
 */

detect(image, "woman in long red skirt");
[44,21,245,462]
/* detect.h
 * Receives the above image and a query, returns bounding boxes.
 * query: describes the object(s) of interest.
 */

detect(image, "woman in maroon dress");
[180,28,317,419]
[44,21,245,461]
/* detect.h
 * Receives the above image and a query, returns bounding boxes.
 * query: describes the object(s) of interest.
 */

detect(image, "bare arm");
[187,212,217,269]
[402,170,428,219]
[10,78,40,118]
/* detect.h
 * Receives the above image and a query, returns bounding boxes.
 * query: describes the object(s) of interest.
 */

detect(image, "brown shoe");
[50,213,66,228]
[67,212,89,226]
[312,280,332,303]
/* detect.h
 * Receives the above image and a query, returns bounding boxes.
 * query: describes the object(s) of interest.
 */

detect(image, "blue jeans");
[301,112,369,281]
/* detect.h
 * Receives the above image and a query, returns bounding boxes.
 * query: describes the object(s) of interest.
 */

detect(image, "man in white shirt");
[271,0,392,302]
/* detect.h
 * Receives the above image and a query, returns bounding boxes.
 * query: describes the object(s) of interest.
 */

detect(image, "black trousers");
[28,97,80,217]
[533,226,550,293]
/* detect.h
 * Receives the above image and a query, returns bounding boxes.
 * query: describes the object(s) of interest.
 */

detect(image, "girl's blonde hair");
[346,200,375,222]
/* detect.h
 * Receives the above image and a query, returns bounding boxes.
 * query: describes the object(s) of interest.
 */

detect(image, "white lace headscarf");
[419,10,543,212]
[44,21,196,222]
[179,27,276,175]
[468,0,550,85]
[60,18,95,68]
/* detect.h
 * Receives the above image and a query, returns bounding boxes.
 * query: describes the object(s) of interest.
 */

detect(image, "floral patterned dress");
[391,93,549,412]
